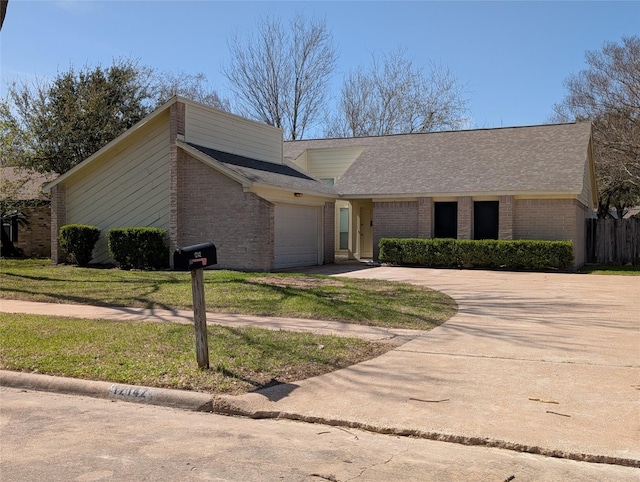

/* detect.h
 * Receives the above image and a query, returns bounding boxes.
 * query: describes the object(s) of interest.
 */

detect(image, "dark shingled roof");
[284,122,592,197]
[185,143,337,195]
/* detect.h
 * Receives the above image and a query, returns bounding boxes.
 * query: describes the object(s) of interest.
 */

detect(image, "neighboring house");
[285,122,597,268]
[44,96,596,270]
[625,207,640,219]
[1,167,57,258]
[44,96,336,271]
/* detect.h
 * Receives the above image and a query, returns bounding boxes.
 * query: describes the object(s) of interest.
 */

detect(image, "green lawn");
[0,313,390,395]
[0,259,457,394]
[579,264,640,275]
[0,259,457,329]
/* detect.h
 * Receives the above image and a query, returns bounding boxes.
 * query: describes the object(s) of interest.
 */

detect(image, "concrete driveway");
[220,267,640,466]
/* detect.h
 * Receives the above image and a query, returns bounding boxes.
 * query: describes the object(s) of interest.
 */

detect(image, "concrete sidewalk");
[1,267,639,468]
[0,299,423,344]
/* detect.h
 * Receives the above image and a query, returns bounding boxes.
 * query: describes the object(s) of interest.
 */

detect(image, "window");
[339,207,349,250]
[434,202,457,238]
[474,201,499,240]
[320,178,335,186]
[2,218,18,243]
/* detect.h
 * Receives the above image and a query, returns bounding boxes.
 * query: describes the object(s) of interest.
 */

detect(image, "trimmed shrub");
[107,227,168,270]
[379,238,574,271]
[59,224,101,266]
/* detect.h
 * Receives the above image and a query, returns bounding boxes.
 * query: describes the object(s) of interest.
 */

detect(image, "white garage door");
[274,204,321,269]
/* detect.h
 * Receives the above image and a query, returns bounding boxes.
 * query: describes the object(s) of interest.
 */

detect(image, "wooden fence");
[586,218,640,265]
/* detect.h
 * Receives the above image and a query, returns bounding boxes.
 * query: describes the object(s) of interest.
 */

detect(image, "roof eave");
[177,140,253,188]
[249,182,337,199]
[338,190,583,200]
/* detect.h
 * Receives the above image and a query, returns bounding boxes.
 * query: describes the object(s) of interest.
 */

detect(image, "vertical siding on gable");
[306,147,364,181]
[64,114,171,263]
[185,103,283,164]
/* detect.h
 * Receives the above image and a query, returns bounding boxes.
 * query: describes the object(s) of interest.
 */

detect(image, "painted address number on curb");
[109,385,154,402]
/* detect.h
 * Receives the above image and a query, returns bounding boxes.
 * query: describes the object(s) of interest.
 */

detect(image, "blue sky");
[1,0,638,136]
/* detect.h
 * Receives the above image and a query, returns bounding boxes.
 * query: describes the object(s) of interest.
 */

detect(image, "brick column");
[323,202,335,264]
[50,184,66,264]
[499,195,514,240]
[417,197,432,238]
[457,196,472,239]
[169,101,186,267]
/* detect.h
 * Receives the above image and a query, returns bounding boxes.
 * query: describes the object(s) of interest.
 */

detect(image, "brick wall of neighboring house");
[177,151,274,271]
[372,200,419,259]
[50,184,66,264]
[323,201,335,265]
[15,204,52,258]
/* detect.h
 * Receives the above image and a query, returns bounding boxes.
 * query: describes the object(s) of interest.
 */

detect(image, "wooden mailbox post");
[173,242,217,369]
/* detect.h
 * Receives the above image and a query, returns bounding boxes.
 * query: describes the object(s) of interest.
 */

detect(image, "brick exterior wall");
[498,195,514,240]
[457,196,472,239]
[514,199,578,240]
[514,198,586,267]
[177,151,274,271]
[323,202,335,264]
[50,184,66,264]
[417,197,433,238]
[367,196,587,267]
[15,205,51,258]
[372,201,418,259]
[573,201,588,267]
[168,102,184,261]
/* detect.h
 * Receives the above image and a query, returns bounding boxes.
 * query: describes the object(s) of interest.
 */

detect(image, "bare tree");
[326,48,469,138]
[552,36,640,217]
[223,13,338,140]
[153,71,230,111]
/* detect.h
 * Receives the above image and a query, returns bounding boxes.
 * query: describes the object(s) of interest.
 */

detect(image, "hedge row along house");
[44,96,597,270]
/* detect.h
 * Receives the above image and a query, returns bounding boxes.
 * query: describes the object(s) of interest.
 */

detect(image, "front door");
[360,207,373,258]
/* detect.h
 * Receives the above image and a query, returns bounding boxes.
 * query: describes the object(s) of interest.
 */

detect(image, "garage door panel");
[274,204,320,269]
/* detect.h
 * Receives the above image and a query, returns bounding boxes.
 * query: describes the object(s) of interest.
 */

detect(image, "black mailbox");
[173,242,217,271]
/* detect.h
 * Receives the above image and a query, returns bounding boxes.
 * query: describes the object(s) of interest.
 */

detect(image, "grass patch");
[0,259,457,330]
[0,313,391,395]
[579,264,640,275]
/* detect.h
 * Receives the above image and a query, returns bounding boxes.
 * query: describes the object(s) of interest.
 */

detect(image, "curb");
[0,370,215,412]
[3,370,639,469]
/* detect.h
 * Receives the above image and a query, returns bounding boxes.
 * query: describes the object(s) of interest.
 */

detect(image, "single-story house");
[44,96,336,270]
[45,96,596,270]
[284,121,597,268]
[1,167,57,258]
